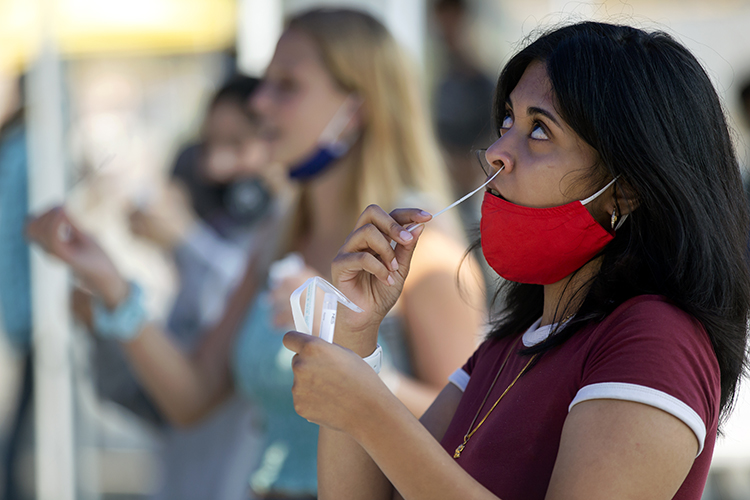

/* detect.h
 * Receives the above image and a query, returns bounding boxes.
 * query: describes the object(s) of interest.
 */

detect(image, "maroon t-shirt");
[441,295,720,499]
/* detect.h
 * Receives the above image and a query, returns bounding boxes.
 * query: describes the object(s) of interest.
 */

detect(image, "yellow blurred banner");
[0,0,237,72]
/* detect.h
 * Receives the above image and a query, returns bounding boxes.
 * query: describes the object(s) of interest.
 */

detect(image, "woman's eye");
[264,75,297,97]
[501,114,513,130]
[276,79,297,93]
[531,123,549,140]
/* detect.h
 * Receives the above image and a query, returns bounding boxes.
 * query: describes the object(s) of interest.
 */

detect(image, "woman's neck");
[540,257,602,326]
[305,153,355,239]
[296,153,357,274]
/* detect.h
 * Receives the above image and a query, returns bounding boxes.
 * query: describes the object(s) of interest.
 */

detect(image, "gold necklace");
[454,339,537,459]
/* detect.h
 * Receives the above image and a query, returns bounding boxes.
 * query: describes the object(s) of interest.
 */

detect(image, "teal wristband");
[92,282,147,341]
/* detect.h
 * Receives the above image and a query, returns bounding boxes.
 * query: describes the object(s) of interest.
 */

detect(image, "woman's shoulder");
[583,294,718,383]
[410,226,467,267]
[577,295,721,440]
[397,189,465,241]
[402,227,484,307]
[598,295,704,337]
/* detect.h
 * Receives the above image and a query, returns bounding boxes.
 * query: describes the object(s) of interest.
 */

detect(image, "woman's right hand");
[26,207,129,309]
[129,183,195,250]
[331,205,431,352]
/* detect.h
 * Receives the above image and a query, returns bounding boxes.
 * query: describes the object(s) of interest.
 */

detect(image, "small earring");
[610,208,619,230]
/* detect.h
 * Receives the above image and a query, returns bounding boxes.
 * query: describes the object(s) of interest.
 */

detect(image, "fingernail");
[399,230,413,242]
[420,210,432,217]
[387,275,395,286]
[390,258,399,271]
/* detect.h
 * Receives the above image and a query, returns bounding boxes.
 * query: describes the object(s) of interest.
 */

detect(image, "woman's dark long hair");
[486,22,750,418]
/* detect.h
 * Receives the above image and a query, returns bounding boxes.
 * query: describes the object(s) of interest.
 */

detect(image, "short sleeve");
[570,297,720,455]
[463,339,495,376]
[448,340,494,392]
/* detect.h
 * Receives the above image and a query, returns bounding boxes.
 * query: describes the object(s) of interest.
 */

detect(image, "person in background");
[79,75,280,500]
[27,8,486,499]
[284,21,750,500]
[0,76,32,500]
[130,76,282,349]
[432,0,495,233]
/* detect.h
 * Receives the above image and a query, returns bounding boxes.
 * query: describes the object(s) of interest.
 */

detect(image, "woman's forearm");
[122,242,264,427]
[316,373,496,500]
[350,393,498,500]
[316,320,397,498]
[318,427,394,500]
[386,372,441,417]
[122,323,231,427]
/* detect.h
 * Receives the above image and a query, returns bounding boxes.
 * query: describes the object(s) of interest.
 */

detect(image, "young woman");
[283,22,750,499]
[26,9,485,500]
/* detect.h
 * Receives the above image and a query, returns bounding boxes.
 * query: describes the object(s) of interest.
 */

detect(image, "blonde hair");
[286,8,457,233]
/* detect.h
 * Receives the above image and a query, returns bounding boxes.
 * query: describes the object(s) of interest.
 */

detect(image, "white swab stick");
[406,166,504,233]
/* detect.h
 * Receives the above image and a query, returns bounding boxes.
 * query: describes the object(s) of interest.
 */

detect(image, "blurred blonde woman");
[27,8,485,499]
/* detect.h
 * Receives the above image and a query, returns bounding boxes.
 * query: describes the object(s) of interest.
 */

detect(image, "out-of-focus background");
[2,0,750,499]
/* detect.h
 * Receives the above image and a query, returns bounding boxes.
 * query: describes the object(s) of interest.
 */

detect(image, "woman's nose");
[249,83,271,115]
[485,136,514,174]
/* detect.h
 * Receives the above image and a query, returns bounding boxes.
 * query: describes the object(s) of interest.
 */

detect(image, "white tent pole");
[236,0,283,77]
[25,16,77,500]
[384,0,426,66]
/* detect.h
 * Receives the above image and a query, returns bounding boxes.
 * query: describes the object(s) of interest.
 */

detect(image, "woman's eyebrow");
[528,106,562,130]
[506,96,563,130]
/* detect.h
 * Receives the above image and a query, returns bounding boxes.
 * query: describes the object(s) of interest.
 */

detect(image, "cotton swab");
[405,166,504,233]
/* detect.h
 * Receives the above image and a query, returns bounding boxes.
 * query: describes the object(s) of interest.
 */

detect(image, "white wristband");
[363,344,383,374]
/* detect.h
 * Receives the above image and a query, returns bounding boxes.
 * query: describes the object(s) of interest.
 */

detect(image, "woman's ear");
[587,175,639,231]
[613,179,639,217]
[605,179,639,231]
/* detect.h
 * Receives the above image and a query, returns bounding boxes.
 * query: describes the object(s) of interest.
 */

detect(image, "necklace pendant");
[454,443,465,459]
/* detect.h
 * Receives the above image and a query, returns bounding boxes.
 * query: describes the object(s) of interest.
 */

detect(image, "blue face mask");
[288,95,361,181]
[288,143,349,180]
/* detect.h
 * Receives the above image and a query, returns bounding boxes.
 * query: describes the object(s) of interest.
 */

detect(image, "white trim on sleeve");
[448,368,470,392]
[569,382,706,456]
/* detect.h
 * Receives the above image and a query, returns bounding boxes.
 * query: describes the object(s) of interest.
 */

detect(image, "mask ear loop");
[614,213,628,231]
[580,174,629,231]
[319,94,364,154]
[580,175,620,206]
[612,180,629,231]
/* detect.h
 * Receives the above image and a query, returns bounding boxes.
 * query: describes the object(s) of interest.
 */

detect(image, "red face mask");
[480,178,619,285]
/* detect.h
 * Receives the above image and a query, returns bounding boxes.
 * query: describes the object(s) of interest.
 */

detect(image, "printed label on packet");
[290,277,363,342]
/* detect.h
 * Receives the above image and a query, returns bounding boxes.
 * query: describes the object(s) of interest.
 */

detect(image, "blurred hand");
[26,207,129,308]
[71,286,94,330]
[330,205,431,354]
[283,331,390,434]
[129,183,196,250]
[269,264,319,329]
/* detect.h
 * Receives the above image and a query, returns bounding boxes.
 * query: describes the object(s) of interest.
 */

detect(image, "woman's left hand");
[283,330,390,435]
